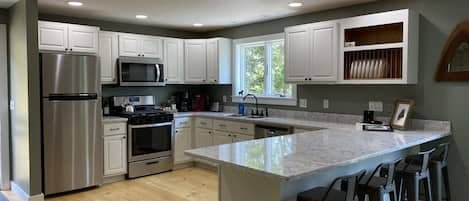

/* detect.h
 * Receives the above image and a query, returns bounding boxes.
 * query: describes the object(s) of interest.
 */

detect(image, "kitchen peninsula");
[185,115,451,201]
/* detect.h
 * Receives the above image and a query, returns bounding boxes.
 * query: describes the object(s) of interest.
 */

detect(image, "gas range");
[116,110,174,125]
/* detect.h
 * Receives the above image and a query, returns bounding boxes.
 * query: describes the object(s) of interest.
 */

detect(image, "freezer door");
[42,99,103,195]
[41,53,100,96]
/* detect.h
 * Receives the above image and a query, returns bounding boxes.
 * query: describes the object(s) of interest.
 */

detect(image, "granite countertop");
[183,112,451,181]
[102,116,128,123]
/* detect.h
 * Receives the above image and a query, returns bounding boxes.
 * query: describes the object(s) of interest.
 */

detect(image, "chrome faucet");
[243,94,259,116]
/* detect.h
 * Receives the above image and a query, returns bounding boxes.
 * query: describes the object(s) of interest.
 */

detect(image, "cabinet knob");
[304,78,308,81]
[70,48,73,51]
[65,48,69,51]
[203,80,206,82]
[138,54,141,56]
[309,78,312,81]
[122,136,126,139]
[142,54,145,57]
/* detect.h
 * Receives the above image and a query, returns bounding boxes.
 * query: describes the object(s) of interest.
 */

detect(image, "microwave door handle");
[155,64,161,82]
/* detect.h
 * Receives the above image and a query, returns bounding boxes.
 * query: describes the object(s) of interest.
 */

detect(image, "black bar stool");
[357,158,402,201]
[397,148,436,201]
[430,143,451,201]
[297,169,366,201]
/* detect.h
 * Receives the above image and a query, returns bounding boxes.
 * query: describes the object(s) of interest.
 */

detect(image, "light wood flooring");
[5,167,218,201]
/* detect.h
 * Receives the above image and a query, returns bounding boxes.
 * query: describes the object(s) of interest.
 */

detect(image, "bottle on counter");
[238,90,245,115]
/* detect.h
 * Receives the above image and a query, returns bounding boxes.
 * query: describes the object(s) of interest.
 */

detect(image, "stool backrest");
[433,142,450,163]
[366,158,402,189]
[321,169,366,201]
[405,148,436,173]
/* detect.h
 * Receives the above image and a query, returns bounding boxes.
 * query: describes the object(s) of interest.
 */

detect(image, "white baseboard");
[11,182,44,201]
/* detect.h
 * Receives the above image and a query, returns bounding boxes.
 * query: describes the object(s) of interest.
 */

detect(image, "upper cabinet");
[285,9,419,85]
[99,31,119,85]
[118,33,162,58]
[38,21,99,54]
[339,9,419,84]
[285,22,338,83]
[184,38,231,84]
[164,38,185,84]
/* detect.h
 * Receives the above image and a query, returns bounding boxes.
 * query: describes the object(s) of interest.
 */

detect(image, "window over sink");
[233,33,297,106]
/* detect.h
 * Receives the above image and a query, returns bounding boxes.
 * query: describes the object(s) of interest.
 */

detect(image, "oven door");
[128,122,173,162]
[119,58,165,86]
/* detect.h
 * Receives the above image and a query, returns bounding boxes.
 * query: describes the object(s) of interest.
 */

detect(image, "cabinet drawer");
[213,120,231,131]
[103,123,127,136]
[175,117,191,128]
[232,122,255,135]
[195,118,213,129]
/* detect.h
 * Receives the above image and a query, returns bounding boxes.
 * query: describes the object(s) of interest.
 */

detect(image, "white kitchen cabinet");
[195,128,213,148]
[174,128,192,164]
[184,39,207,83]
[38,21,68,52]
[233,133,254,142]
[206,38,231,84]
[99,31,119,84]
[213,131,233,145]
[285,21,338,83]
[164,38,184,84]
[104,134,127,176]
[38,21,99,54]
[119,33,162,58]
[68,24,99,53]
[184,38,231,84]
[285,24,311,82]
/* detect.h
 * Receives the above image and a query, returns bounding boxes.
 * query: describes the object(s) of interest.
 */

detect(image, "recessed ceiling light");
[136,15,148,19]
[67,1,83,7]
[288,2,303,7]
[193,23,204,27]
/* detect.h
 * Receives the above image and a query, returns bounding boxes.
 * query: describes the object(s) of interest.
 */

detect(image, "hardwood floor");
[45,167,218,201]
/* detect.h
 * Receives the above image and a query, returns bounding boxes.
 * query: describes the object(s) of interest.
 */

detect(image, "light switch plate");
[299,99,307,108]
[323,99,329,109]
[222,95,227,103]
[369,101,383,112]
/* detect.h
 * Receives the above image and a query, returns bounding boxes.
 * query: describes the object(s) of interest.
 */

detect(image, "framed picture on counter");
[390,99,414,130]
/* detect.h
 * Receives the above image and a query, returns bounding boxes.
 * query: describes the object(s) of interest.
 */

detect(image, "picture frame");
[390,99,415,130]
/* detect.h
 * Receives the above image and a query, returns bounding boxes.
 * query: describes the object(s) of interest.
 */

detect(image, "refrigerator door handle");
[47,93,98,101]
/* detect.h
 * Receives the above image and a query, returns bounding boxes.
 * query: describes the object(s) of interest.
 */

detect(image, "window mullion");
[265,42,272,97]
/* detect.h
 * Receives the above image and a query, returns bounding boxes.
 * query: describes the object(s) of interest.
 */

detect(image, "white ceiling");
[38,0,375,32]
[0,0,17,8]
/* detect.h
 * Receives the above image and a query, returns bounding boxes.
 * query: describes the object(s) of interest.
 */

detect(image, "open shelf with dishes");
[339,9,419,84]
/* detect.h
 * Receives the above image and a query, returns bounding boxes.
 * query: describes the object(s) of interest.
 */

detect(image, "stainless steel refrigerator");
[41,53,103,195]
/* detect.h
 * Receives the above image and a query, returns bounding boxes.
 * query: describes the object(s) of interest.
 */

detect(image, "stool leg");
[406,176,419,201]
[442,166,451,201]
[430,163,442,201]
[390,184,398,201]
[357,190,366,201]
[424,177,433,201]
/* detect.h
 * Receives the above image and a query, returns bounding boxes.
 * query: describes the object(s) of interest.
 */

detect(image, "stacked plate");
[349,59,386,79]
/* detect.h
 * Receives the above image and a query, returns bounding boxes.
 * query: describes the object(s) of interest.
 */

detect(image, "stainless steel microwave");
[119,57,165,87]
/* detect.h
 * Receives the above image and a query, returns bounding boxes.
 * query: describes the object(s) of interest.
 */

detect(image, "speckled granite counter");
[183,111,450,201]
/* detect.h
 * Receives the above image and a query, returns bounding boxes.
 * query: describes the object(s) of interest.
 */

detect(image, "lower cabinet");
[213,131,233,145]
[195,128,213,148]
[174,127,192,164]
[103,134,127,176]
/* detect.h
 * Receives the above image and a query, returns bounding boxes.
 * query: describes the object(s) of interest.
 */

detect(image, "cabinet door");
[174,128,192,164]
[99,31,119,84]
[104,135,127,176]
[285,25,311,82]
[195,128,213,148]
[119,34,140,57]
[213,131,233,145]
[206,39,219,83]
[233,133,254,142]
[140,36,162,58]
[184,40,207,83]
[68,24,99,53]
[164,39,184,84]
[38,21,68,51]
[310,23,338,81]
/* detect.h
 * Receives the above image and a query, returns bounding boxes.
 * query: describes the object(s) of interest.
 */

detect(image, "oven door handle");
[155,64,161,82]
[129,122,173,129]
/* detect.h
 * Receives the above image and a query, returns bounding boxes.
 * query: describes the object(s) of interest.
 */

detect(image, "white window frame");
[232,33,297,106]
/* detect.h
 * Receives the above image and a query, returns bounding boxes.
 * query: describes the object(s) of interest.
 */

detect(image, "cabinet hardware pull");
[146,161,159,165]
[122,136,126,139]
[240,127,247,130]
[304,78,307,80]
[219,124,226,127]
[110,128,120,131]
[65,48,69,51]
[70,48,73,51]
[309,78,312,80]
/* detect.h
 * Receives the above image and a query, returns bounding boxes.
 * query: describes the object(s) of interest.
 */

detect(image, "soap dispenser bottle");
[238,90,245,115]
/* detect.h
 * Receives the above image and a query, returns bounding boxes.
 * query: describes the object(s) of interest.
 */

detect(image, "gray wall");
[39,14,204,39]
[0,9,8,24]
[8,0,41,196]
[206,0,469,200]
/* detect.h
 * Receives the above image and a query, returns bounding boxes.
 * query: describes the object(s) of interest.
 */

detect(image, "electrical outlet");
[299,99,307,108]
[323,99,329,109]
[9,100,14,111]
[223,95,227,103]
[369,101,383,112]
